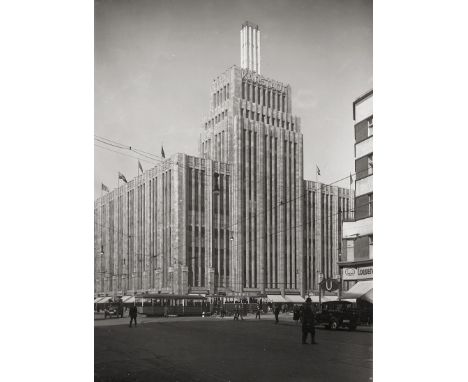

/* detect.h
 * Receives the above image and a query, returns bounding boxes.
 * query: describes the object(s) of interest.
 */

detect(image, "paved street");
[95,314,372,382]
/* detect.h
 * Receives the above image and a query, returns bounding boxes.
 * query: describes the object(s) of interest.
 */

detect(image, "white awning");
[285,295,305,303]
[94,297,103,303]
[267,294,287,303]
[342,280,373,300]
[122,296,135,303]
[97,296,112,304]
[307,295,339,303]
[361,289,373,303]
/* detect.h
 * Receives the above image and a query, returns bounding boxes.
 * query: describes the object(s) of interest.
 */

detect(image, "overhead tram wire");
[96,135,364,238]
[94,144,160,166]
[95,135,361,192]
[95,198,370,261]
[95,160,367,245]
[96,201,371,284]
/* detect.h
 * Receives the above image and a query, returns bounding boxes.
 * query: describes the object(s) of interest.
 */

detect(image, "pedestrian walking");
[274,305,280,324]
[255,303,261,319]
[293,306,300,324]
[301,297,317,344]
[129,305,138,328]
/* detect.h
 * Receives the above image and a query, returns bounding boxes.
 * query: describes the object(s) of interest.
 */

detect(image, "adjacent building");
[339,90,373,293]
[95,22,354,299]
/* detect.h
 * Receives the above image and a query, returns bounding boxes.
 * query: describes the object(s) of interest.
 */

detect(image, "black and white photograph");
[94,0,372,381]
[4,1,468,382]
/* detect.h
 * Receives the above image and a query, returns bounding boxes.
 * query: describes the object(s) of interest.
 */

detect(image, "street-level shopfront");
[339,260,373,303]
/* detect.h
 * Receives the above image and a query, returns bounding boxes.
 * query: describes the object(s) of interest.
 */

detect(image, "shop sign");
[342,266,373,280]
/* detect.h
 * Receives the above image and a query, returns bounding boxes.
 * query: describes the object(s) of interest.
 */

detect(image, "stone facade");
[94,153,230,296]
[94,23,354,298]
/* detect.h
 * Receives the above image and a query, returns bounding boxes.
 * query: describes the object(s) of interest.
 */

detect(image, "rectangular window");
[242,82,245,99]
[356,154,373,180]
[355,194,373,220]
[247,83,250,101]
[252,85,256,103]
[355,118,370,142]
[354,236,370,260]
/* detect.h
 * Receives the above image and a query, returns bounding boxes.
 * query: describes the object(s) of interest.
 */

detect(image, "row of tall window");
[242,81,286,112]
[205,109,228,130]
[240,108,295,130]
[213,83,230,109]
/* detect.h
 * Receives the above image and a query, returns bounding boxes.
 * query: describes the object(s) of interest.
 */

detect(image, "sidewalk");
[94,312,372,332]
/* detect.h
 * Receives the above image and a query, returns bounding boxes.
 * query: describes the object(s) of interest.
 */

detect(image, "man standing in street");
[274,304,280,324]
[255,302,261,319]
[129,304,138,328]
[301,297,317,344]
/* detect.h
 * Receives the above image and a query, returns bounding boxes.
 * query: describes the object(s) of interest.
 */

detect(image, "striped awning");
[342,280,373,301]
[285,295,305,303]
[267,294,287,303]
[96,296,112,304]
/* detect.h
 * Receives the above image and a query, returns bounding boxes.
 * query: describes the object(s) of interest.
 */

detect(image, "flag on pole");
[101,183,109,192]
[316,165,321,176]
[138,160,143,173]
[118,172,128,183]
[350,172,353,185]
[161,145,166,158]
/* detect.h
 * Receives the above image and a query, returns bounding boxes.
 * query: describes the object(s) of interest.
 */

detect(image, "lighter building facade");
[94,154,230,296]
[95,23,354,298]
[340,90,373,290]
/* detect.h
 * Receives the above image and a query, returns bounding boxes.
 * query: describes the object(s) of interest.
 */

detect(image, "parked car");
[316,301,361,330]
[104,303,124,319]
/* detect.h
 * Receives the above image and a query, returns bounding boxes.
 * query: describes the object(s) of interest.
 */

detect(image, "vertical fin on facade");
[241,21,260,74]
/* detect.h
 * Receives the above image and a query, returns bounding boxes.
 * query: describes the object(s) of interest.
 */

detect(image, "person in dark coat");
[301,297,317,344]
[274,304,280,324]
[255,303,261,319]
[129,305,138,327]
[293,306,300,324]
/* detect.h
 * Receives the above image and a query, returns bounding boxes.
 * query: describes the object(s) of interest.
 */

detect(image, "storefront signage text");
[342,266,373,281]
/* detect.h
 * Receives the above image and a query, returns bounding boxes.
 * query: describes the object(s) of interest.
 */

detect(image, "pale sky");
[95,0,372,198]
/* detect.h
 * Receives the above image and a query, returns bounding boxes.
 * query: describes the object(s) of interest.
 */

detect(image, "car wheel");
[329,320,338,330]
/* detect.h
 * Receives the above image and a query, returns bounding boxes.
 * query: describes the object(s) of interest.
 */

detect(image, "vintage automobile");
[316,301,361,330]
[104,303,124,319]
